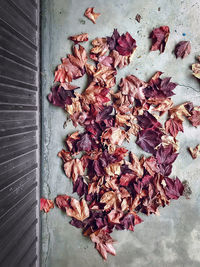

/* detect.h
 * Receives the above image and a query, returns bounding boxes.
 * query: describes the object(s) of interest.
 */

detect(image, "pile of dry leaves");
[41,8,200,260]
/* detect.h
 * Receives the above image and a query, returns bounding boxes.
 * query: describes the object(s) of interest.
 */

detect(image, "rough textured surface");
[41,0,200,266]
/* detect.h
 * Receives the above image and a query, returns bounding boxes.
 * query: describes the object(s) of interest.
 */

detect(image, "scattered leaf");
[150,26,170,53]
[40,198,54,213]
[84,7,101,24]
[175,41,191,59]
[188,144,200,159]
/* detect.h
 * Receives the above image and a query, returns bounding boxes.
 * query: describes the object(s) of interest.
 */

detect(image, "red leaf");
[175,41,191,59]
[150,26,170,53]
[165,177,184,200]
[40,198,54,213]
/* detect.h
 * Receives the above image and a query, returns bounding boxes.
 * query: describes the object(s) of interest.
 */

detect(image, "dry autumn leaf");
[188,144,200,159]
[69,33,89,43]
[192,63,200,79]
[84,7,101,24]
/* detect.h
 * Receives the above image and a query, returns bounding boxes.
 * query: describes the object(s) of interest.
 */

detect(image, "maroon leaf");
[116,32,137,56]
[48,84,78,108]
[116,212,143,231]
[175,41,191,59]
[165,177,184,199]
[73,176,88,197]
[136,128,163,154]
[150,26,170,53]
[76,133,95,152]
[107,29,120,50]
[156,145,178,176]
[137,111,161,129]
[144,72,177,99]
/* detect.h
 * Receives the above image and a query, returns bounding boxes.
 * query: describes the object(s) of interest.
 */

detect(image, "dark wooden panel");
[0,56,37,85]
[0,26,37,65]
[0,1,37,44]
[0,0,40,266]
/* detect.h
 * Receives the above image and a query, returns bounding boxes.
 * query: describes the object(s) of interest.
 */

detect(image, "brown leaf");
[62,157,85,182]
[119,75,147,101]
[165,118,183,137]
[143,156,159,176]
[90,227,116,260]
[64,196,89,221]
[161,135,179,152]
[110,50,133,69]
[69,33,88,43]
[175,41,191,59]
[188,144,200,159]
[169,102,191,121]
[151,98,173,115]
[128,152,144,178]
[84,7,101,24]
[100,191,120,211]
[40,198,54,213]
[101,127,126,148]
[55,45,87,83]
[90,38,109,60]
[107,209,124,224]
[135,14,141,23]
[93,63,117,88]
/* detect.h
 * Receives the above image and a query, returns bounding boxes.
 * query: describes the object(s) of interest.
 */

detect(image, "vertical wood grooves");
[0,0,40,266]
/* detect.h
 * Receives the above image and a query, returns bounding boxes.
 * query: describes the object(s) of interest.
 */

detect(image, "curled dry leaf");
[101,127,126,148]
[84,7,101,24]
[135,14,141,23]
[165,118,183,137]
[169,102,191,121]
[161,135,179,152]
[69,33,89,43]
[143,156,159,176]
[188,106,200,127]
[188,144,200,159]
[40,198,54,213]
[128,152,144,178]
[100,191,120,211]
[192,63,200,79]
[175,41,191,59]
[90,38,109,60]
[150,26,170,53]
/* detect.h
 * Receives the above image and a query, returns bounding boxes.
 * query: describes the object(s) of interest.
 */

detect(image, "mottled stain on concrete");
[41,0,200,266]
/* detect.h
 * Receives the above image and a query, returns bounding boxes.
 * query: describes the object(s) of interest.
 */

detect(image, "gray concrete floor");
[41,0,200,266]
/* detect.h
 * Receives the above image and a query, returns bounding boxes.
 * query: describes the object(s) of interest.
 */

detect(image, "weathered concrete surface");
[41,0,200,266]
